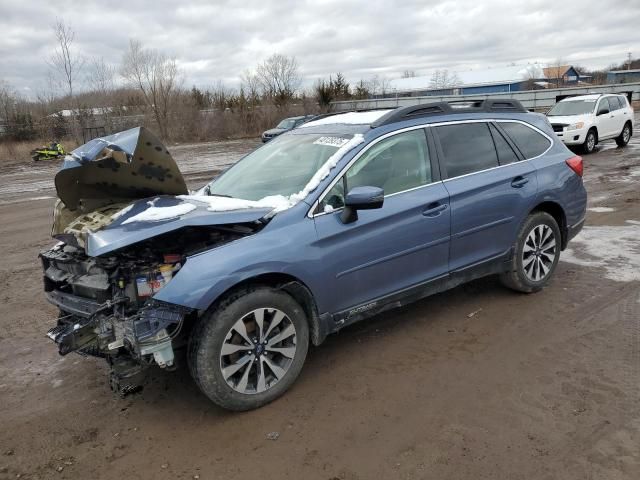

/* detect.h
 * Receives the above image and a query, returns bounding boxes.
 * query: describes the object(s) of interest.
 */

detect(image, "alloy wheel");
[623,126,631,143]
[587,133,596,152]
[219,308,297,395]
[522,224,557,282]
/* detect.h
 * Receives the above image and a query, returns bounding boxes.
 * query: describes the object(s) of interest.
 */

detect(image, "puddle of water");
[561,224,640,282]
[587,207,615,213]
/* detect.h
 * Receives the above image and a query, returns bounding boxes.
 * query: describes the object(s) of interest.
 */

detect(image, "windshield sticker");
[313,136,350,148]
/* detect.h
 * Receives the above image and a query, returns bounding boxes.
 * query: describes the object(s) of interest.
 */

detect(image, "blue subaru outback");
[42,99,586,410]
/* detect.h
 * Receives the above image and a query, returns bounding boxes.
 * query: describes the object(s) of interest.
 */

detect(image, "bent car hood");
[87,196,272,256]
[55,127,188,212]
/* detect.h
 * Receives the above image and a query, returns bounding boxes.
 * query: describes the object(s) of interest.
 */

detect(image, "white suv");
[546,94,634,153]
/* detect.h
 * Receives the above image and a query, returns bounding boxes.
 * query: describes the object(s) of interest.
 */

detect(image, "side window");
[435,122,498,178]
[619,96,629,108]
[597,98,611,114]
[499,122,551,159]
[489,124,519,165]
[346,129,431,195]
[611,96,623,110]
[319,129,431,212]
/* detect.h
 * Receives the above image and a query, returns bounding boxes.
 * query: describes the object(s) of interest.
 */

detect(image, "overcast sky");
[2,0,638,97]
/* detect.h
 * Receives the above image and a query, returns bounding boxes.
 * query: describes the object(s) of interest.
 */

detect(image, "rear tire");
[616,122,632,147]
[188,286,309,411]
[500,212,561,293]
[581,128,597,154]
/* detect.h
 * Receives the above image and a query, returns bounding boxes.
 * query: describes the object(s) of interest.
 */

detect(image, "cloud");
[1,0,638,96]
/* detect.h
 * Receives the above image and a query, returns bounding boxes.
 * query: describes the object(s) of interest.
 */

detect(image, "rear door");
[433,121,539,272]
[608,96,627,136]
[595,97,617,138]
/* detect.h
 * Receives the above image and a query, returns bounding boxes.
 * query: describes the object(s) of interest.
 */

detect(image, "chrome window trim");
[307,118,553,218]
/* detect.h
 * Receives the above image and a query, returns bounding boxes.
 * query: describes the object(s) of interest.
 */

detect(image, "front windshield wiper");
[208,193,233,198]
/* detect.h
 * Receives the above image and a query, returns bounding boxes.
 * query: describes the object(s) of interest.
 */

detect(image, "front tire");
[582,128,597,154]
[188,286,309,411]
[616,122,632,147]
[500,212,561,293]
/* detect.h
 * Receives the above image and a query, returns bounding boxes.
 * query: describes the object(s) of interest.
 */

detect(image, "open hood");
[55,127,188,211]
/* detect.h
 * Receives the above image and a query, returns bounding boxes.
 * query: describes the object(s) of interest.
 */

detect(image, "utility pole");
[628,52,632,71]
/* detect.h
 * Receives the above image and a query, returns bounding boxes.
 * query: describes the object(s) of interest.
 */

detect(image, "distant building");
[386,64,590,98]
[542,65,588,87]
[606,69,640,84]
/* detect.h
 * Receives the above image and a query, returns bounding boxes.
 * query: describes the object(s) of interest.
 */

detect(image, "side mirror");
[340,186,384,223]
[597,108,609,116]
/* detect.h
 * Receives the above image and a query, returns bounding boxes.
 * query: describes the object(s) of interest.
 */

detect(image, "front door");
[312,128,451,314]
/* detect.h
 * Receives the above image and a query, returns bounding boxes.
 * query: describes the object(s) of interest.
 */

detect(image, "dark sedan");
[261,115,316,142]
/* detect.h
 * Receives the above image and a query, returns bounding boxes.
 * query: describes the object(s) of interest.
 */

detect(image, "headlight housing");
[566,122,585,131]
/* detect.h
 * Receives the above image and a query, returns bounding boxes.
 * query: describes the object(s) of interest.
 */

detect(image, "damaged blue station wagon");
[42,100,587,410]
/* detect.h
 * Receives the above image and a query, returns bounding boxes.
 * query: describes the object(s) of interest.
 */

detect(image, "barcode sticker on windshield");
[313,137,349,147]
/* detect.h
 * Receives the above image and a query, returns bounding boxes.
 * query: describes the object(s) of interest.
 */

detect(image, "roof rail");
[371,99,527,128]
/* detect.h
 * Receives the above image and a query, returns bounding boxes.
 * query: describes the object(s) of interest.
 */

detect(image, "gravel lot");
[0,129,638,480]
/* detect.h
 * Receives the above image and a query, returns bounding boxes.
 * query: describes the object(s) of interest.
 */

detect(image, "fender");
[152,202,330,313]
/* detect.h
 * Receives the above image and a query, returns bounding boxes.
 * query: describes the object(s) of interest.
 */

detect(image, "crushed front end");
[41,240,194,393]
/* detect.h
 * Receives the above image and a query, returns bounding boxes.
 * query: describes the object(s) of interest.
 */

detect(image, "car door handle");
[422,202,448,217]
[511,176,529,188]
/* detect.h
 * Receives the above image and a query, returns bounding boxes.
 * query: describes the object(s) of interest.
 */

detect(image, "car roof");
[292,99,546,136]
[559,93,623,102]
[298,110,393,129]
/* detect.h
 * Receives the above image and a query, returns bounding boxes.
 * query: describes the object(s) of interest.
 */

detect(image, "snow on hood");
[121,198,197,224]
[86,196,274,256]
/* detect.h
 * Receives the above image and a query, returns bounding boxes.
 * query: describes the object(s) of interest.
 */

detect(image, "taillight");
[566,155,583,177]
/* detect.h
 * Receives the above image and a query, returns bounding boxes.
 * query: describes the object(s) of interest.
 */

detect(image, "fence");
[331,82,640,112]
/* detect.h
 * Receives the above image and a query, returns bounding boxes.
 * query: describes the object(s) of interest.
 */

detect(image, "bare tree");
[367,75,392,96]
[87,57,115,95]
[256,54,301,107]
[401,70,417,78]
[429,69,461,90]
[121,39,181,140]
[49,19,84,100]
[0,80,14,124]
[48,19,84,139]
[240,70,262,106]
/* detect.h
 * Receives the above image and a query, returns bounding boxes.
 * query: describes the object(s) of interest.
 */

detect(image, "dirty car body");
[41,102,587,410]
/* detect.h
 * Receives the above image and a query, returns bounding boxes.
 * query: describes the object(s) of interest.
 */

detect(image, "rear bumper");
[567,217,585,244]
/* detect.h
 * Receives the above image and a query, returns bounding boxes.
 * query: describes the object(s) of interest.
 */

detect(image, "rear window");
[489,124,519,165]
[499,122,551,159]
[435,122,499,178]
[610,96,624,110]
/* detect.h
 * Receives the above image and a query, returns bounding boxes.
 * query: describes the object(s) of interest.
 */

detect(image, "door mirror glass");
[597,108,609,116]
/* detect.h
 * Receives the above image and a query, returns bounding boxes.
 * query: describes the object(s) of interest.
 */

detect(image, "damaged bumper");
[46,296,191,367]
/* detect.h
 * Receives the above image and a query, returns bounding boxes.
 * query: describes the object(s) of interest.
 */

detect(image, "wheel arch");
[200,272,327,347]
[530,201,568,249]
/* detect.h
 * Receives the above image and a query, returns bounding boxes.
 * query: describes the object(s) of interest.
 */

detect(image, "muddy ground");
[0,130,639,480]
